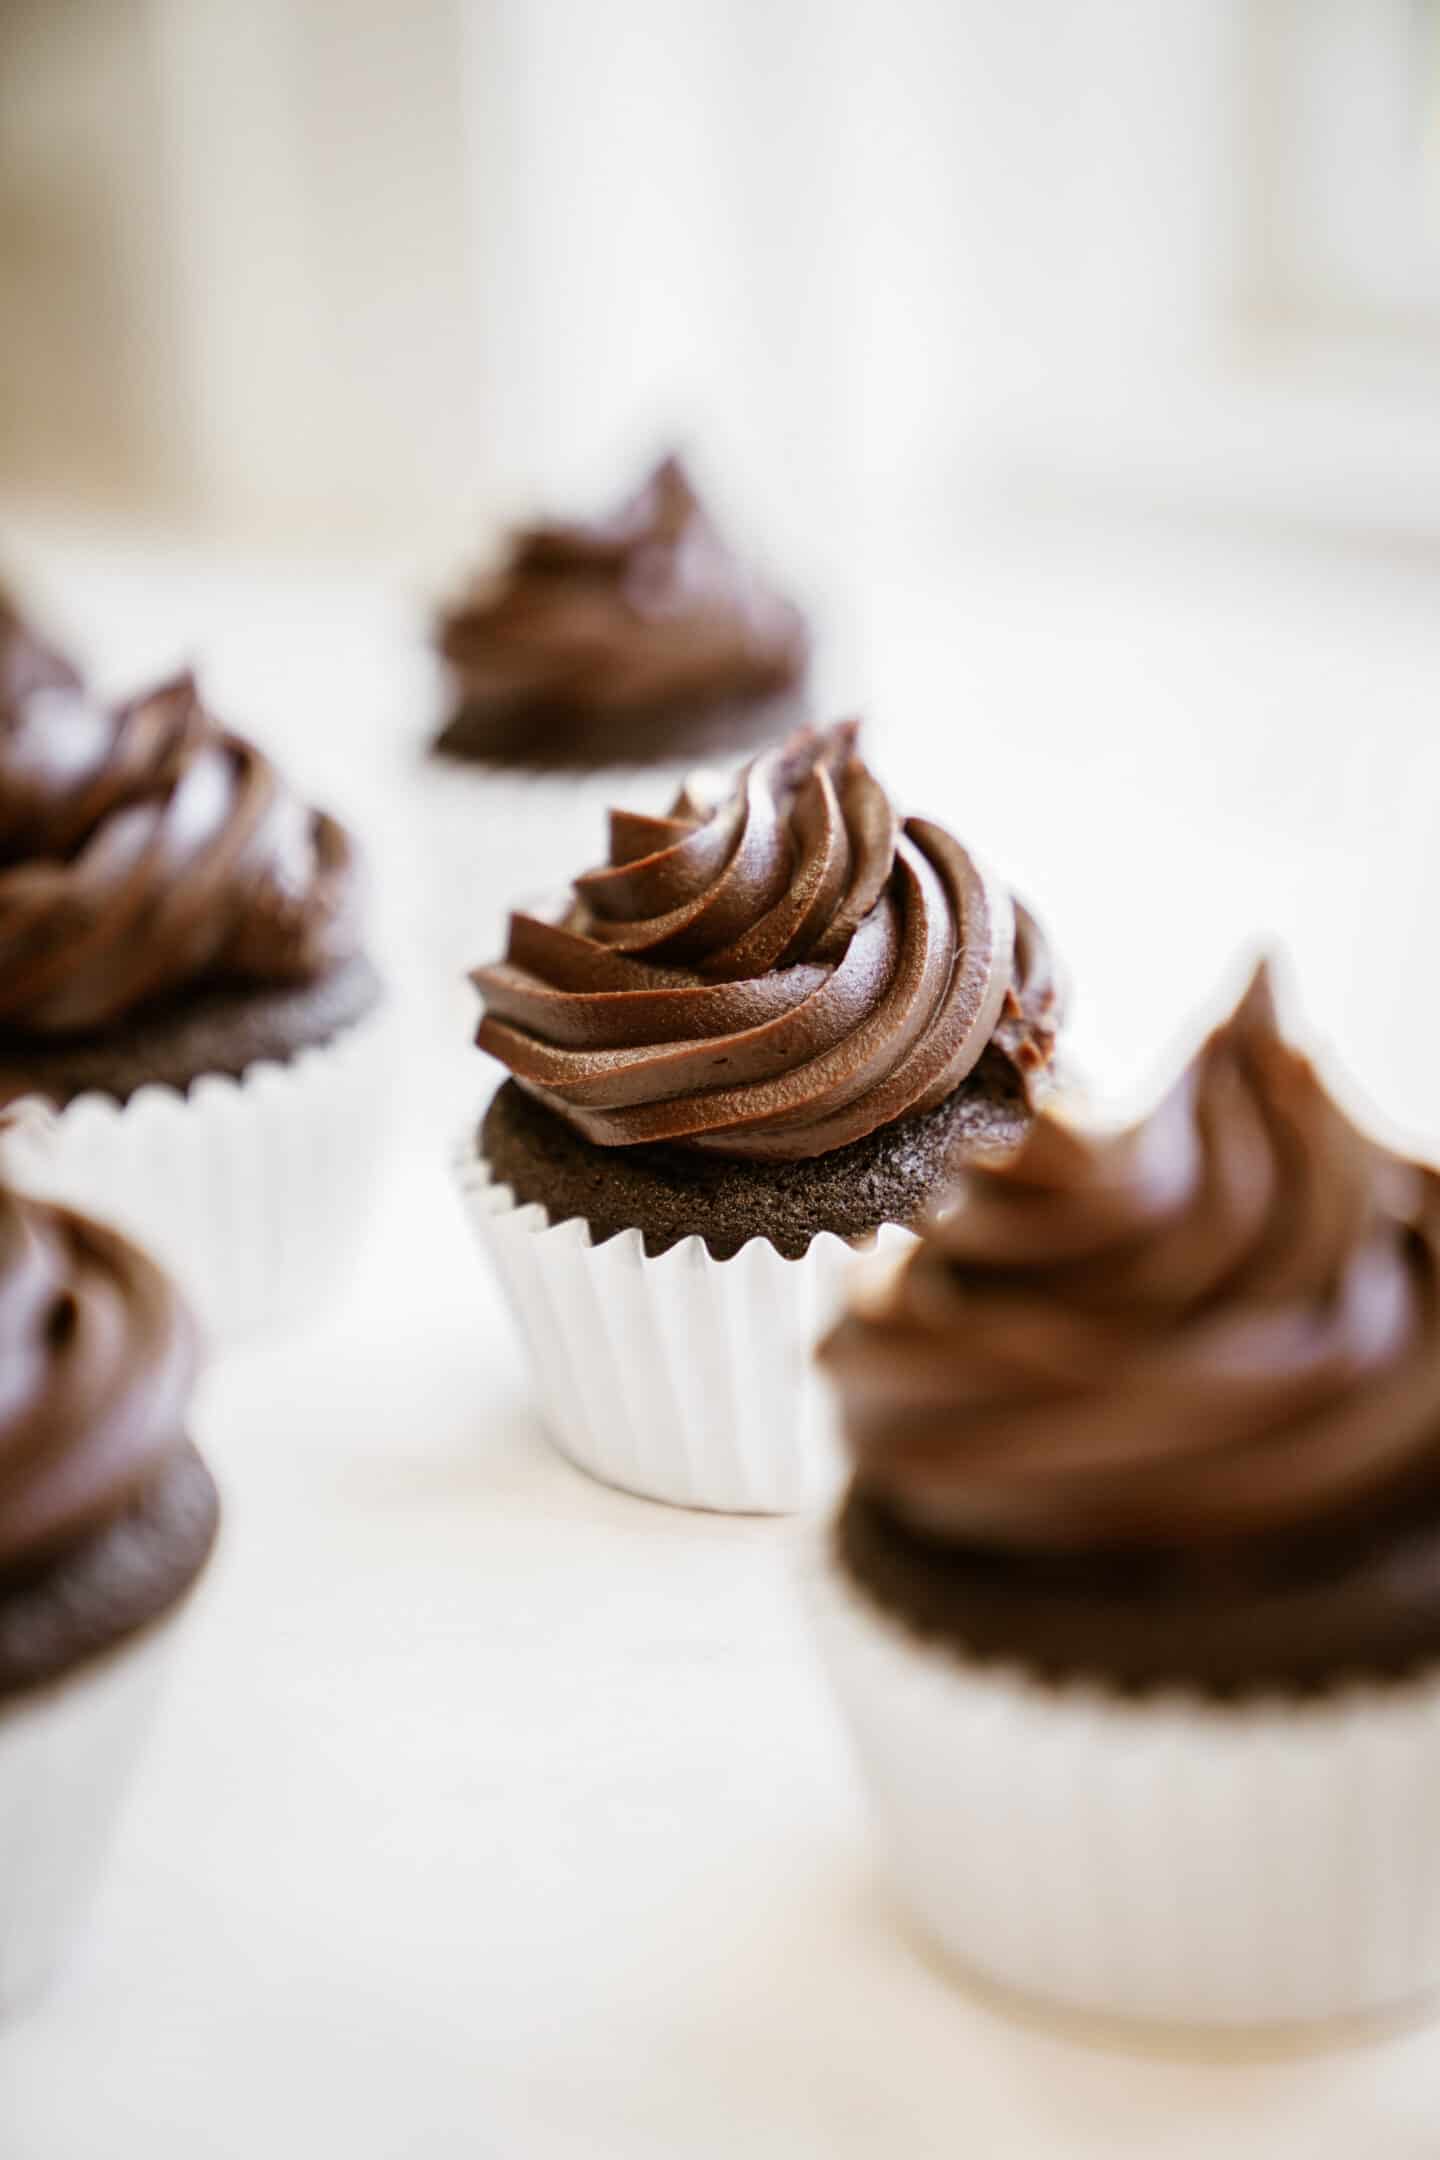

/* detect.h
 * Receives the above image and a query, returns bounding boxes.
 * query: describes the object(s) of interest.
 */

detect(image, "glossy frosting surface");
[825,967,1440,1549]
[0,1184,197,1579]
[0,667,364,1036]
[474,723,1057,1161]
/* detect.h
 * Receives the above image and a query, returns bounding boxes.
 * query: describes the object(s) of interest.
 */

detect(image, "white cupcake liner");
[0,1616,179,2011]
[455,1139,915,1513]
[0,1007,396,1346]
[811,1553,1440,2031]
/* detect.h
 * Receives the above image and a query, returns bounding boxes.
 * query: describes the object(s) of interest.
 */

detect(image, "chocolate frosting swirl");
[474,722,1058,1161]
[436,455,808,720]
[0,1182,197,1580]
[0,669,363,1037]
[824,966,1440,1550]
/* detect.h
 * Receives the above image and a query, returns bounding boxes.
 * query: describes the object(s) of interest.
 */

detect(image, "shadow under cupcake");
[814,963,1440,2031]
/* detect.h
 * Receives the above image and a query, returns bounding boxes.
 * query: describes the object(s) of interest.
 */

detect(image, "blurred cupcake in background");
[417,454,810,984]
[434,453,808,768]
[0,585,82,703]
[457,720,1060,1514]
[0,622,393,1342]
[815,964,1440,2031]
[0,1172,218,2008]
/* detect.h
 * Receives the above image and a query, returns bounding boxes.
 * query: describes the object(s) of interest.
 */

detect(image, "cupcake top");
[473,721,1058,1162]
[433,456,808,762]
[0,667,365,1038]
[824,965,1440,1553]
[0,1181,196,1578]
[0,1175,217,1699]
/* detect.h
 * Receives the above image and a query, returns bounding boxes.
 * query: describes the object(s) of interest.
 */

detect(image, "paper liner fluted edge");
[807,1546,1440,2029]
[0,1613,181,2011]
[455,1135,916,1514]
[0,1005,398,1347]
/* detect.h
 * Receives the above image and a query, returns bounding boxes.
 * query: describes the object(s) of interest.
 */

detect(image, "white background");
[10,0,1440,557]
[0,507,1438,2154]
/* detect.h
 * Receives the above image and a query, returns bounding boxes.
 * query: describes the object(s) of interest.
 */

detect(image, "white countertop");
[2,509,1440,2156]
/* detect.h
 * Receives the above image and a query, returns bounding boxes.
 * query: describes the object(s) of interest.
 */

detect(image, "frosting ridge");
[824,966,1440,1548]
[0,1183,197,1578]
[0,669,364,1037]
[474,722,1058,1161]
[436,455,807,725]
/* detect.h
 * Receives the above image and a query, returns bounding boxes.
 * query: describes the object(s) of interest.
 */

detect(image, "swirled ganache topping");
[823,965,1440,1552]
[435,455,809,720]
[0,668,365,1038]
[0,1181,197,1580]
[472,722,1059,1162]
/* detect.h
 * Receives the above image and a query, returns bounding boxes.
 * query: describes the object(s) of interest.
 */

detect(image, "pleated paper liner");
[810,1553,1440,2031]
[456,1140,916,1515]
[0,1006,397,1346]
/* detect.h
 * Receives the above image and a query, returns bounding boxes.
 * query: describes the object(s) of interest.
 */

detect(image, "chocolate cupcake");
[0,653,392,1341]
[814,965,1440,2027]
[417,457,810,984]
[0,1174,218,2005]
[433,455,807,770]
[457,722,1060,1512]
